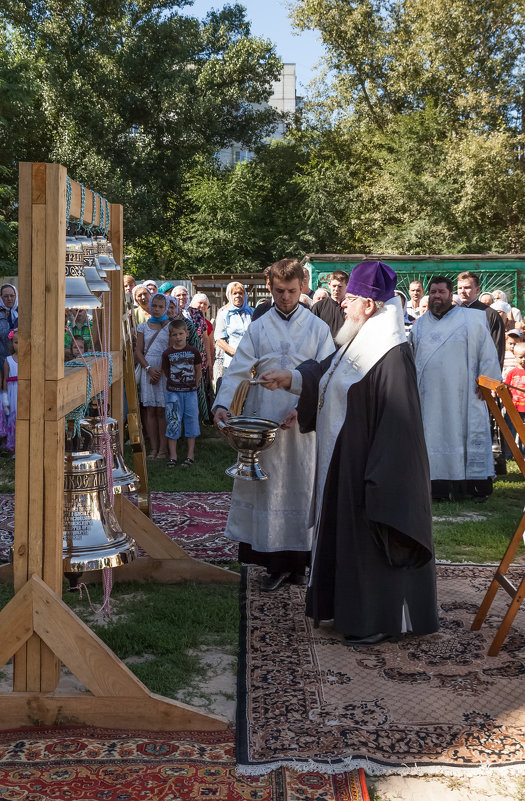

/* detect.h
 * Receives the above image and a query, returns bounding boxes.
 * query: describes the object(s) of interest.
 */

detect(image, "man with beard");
[260,261,438,644]
[213,258,333,591]
[411,276,501,501]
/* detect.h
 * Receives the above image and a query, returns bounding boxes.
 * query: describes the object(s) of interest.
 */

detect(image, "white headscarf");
[0,283,18,328]
[132,284,150,309]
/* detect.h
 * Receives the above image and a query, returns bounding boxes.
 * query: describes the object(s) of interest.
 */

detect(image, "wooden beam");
[42,352,123,421]
[80,557,240,585]
[0,583,34,670]
[0,694,228,731]
[30,576,149,698]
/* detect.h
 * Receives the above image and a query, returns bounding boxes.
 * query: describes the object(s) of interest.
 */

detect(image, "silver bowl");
[217,416,280,480]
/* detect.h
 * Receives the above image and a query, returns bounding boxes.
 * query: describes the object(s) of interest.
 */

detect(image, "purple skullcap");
[346,261,397,302]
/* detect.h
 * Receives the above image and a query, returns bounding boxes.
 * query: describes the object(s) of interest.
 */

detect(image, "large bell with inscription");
[63,451,138,572]
[80,417,138,493]
[65,237,101,310]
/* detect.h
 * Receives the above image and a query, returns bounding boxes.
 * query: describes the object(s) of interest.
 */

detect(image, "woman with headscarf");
[0,284,18,374]
[492,299,514,331]
[144,280,159,295]
[133,284,152,325]
[134,293,171,458]
[189,292,215,368]
[190,292,215,415]
[158,281,175,295]
[214,282,253,375]
[493,289,523,325]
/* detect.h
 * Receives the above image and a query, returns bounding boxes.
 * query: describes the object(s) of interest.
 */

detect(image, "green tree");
[2,1,282,272]
[292,0,525,131]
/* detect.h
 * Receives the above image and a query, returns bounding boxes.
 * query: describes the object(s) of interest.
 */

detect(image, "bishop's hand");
[281,409,297,430]
[258,369,292,391]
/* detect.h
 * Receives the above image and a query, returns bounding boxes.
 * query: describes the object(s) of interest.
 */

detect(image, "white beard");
[335,317,365,346]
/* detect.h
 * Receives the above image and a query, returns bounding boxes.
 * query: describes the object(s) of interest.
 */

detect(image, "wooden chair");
[471,375,525,655]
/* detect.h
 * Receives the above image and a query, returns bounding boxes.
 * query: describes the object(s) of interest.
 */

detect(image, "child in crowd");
[71,335,86,358]
[503,329,522,379]
[2,329,18,452]
[161,319,202,467]
[504,341,525,457]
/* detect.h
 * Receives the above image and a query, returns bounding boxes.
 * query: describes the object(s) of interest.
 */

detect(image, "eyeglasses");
[344,295,361,303]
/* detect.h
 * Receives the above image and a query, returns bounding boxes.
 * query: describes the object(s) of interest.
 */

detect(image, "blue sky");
[181,0,324,91]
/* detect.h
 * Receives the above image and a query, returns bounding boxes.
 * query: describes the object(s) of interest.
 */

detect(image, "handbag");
[135,321,169,385]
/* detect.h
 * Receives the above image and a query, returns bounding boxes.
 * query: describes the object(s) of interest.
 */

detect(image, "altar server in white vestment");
[410,275,501,502]
[213,258,333,591]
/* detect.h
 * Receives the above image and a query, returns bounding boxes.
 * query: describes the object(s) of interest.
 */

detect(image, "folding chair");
[471,375,525,655]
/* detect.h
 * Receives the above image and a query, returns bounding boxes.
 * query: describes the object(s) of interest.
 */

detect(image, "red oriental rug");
[0,727,369,800]
[238,564,525,777]
[0,491,237,563]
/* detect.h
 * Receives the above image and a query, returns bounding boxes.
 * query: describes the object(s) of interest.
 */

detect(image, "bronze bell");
[65,237,102,310]
[80,416,138,493]
[63,451,138,572]
[76,236,110,294]
[95,237,119,271]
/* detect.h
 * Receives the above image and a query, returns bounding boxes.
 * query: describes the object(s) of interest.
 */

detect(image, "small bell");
[76,235,110,293]
[65,237,101,310]
[80,416,138,492]
[95,237,119,271]
[63,451,138,572]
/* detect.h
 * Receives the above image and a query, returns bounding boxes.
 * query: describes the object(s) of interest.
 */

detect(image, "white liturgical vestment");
[214,305,333,553]
[411,306,501,481]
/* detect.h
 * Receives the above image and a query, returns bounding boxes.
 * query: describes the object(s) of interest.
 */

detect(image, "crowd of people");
[3,262,525,644]
[123,268,342,465]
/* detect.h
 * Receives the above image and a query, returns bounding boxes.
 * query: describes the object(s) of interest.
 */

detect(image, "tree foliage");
[1,0,281,273]
[3,0,525,277]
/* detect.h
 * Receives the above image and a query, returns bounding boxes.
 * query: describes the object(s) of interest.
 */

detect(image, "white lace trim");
[236,757,525,777]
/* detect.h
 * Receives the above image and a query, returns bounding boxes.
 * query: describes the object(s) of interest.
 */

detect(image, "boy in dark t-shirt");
[161,319,202,467]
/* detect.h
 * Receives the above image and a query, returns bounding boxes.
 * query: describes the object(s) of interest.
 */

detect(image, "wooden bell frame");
[472,374,525,656]
[0,162,236,730]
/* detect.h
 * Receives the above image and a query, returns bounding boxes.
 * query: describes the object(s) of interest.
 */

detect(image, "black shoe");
[261,571,291,592]
[473,495,488,504]
[344,633,395,646]
[289,572,308,586]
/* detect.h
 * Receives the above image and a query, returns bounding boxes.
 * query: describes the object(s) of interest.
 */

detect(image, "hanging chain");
[98,193,105,234]
[104,199,110,236]
[79,184,85,229]
[66,176,72,224]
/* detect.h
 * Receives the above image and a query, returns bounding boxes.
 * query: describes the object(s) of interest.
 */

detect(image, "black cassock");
[296,342,439,638]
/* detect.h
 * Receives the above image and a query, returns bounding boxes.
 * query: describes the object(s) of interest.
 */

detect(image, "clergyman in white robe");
[213,304,333,559]
[411,305,501,496]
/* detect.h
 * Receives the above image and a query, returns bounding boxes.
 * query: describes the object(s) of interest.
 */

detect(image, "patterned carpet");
[0,727,369,800]
[0,491,237,563]
[238,564,525,776]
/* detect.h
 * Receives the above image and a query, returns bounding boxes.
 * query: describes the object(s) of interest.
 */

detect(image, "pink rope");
[71,567,113,617]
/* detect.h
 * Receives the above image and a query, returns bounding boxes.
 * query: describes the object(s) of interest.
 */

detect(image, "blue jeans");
[165,391,200,439]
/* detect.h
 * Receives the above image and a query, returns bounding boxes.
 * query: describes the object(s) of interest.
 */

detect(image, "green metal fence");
[302,255,525,308]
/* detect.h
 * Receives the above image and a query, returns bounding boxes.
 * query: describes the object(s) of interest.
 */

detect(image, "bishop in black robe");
[262,288,438,640]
